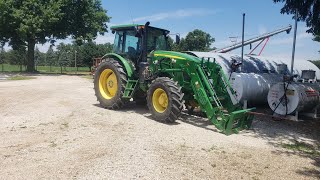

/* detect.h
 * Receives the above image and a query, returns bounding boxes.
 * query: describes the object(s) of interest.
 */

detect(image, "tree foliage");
[314,34,320,42]
[78,42,113,68]
[168,29,215,52]
[1,42,113,70]
[0,0,110,72]
[273,0,320,35]
[310,60,320,69]
[46,46,57,67]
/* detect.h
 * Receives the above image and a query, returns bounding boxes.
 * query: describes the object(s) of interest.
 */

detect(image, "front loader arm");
[150,52,255,135]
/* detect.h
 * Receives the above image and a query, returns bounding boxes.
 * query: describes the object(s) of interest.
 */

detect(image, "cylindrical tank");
[229,73,283,104]
[185,51,320,105]
[267,82,320,115]
[186,51,320,78]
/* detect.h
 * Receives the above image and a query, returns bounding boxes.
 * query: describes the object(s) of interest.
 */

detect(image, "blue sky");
[39,0,320,61]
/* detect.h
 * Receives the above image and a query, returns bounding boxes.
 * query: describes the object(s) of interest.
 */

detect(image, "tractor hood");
[152,50,201,63]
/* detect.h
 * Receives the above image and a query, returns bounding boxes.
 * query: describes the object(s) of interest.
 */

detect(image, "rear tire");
[147,77,184,123]
[94,58,128,109]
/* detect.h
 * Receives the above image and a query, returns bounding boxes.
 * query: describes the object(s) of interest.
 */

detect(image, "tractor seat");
[128,46,137,58]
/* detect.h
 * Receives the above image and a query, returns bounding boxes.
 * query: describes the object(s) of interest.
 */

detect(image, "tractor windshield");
[113,30,140,56]
[147,28,167,52]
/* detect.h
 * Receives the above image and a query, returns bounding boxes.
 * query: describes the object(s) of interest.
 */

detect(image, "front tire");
[94,58,128,109]
[147,77,184,123]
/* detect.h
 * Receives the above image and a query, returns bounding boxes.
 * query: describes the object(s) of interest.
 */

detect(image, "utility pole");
[291,9,298,74]
[241,13,245,71]
[74,50,77,74]
[0,46,3,72]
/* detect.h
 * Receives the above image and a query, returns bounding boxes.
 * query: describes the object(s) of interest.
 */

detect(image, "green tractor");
[94,22,255,135]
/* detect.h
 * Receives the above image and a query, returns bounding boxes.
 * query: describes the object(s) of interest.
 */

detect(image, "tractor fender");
[102,53,134,78]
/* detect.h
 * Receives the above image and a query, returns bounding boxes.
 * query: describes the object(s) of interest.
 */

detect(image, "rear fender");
[102,53,134,78]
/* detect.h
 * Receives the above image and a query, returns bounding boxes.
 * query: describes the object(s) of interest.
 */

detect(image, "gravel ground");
[0,74,319,180]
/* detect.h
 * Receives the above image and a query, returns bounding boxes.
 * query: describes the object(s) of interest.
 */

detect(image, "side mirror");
[176,34,180,45]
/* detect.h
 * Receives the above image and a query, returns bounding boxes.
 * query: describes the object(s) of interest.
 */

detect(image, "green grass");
[36,65,90,73]
[8,76,36,80]
[282,141,320,157]
[0,64,26,72]
[0,64,90,73]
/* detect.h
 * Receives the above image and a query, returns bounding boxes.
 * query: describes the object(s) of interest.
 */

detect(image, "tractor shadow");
[93,102,182,125]
[93,102,218,130]
[179,112,220,133]
[94,102,220,132]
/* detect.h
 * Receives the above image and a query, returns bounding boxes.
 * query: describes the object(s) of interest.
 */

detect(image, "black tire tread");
[147,77,184,123]
[94,58,128,110]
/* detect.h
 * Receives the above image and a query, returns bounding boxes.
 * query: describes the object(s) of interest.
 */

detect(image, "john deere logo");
[108,81,114,88]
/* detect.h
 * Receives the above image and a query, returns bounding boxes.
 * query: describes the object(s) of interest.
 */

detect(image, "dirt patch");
[0,75,319,179]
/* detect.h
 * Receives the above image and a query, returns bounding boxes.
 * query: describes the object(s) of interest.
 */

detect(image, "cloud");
[95,33,114,44]
[258,25,267,35]
[214,39,233,48]
[35,38,73,52]
[132,9,219,23]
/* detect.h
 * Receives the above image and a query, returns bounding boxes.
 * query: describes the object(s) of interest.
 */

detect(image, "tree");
[46,46,57,71]
[5,48,26,66]
[273,0,320,35]
[0,0,110,72]
[178,29,215,51]
[167,37,180,51]
[56,43,74,66]
[310,60,320,69]
[314,34,320,42]
[34,47,45,66]
[78,42,113,69]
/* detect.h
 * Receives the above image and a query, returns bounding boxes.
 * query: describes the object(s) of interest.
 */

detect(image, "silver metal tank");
[186,51,320,78]
[185,51,320,105]
[267,82,320,115]
[229,73,282,104]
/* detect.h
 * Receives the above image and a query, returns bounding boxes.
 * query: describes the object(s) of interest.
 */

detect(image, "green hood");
[152,50,201,63]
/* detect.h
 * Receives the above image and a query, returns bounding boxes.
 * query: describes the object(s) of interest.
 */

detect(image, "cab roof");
[110,24,170,33]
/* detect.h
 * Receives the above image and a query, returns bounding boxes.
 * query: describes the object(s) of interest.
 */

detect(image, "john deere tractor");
[94,22,255,135]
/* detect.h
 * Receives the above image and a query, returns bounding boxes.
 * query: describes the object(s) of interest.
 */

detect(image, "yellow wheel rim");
[152,88,169,113]
[99,69,118,99]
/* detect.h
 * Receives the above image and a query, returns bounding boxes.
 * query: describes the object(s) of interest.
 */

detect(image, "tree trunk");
[26,38,36,72]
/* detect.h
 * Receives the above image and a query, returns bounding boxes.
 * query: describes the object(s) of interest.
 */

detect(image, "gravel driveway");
[0,75,319,179]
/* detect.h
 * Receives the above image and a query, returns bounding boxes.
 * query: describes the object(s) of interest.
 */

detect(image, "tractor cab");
[111,24,170,65]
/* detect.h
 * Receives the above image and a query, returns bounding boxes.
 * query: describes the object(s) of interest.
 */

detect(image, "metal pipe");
[291,10,298,74]
[142,22,150,62]
[213,25,292,53]
[241,13,245,68]
[75,50,77,74]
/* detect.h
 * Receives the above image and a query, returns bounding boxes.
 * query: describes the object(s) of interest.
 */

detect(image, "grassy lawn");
[0,64,26,72]
[282,141,320,157]
[0,64,90,74]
